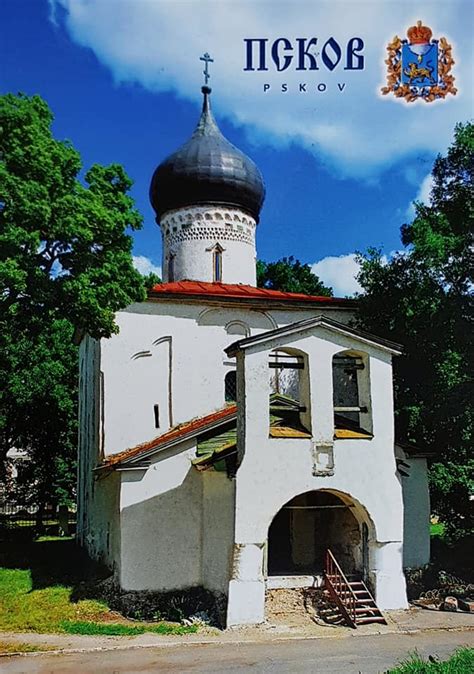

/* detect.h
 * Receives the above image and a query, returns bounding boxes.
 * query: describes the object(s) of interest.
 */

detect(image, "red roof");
[149,281,354,305]
[103,404,237,468]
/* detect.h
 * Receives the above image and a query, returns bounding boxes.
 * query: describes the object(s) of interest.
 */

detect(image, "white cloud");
[406,173,434,218]
[311,254,362,297]
[312,249,406,296]
[50,0,472,179]
[133,255,162,277]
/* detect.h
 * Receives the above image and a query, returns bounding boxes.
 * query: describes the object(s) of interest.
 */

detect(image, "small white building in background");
[77,84,430,627]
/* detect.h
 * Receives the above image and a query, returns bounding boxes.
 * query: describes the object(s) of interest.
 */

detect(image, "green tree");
[1,318,78,508]
[0,93,148,505]
[356,122,473,539]
[257,256,332,296]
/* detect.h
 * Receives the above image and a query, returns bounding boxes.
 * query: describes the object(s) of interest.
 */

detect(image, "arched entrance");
[267,490,367,577]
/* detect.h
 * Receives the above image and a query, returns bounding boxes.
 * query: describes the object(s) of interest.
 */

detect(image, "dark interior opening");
[267,491,362,576]
[225,370,237,402]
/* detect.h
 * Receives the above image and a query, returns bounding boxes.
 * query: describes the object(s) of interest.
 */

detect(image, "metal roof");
[149,86,265,221]
[148,280,356,308]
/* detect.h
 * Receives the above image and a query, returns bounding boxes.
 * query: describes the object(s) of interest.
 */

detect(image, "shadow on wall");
[108,461,232,625]
[119,465,203,591]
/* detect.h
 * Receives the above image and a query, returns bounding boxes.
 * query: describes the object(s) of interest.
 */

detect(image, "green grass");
[0,567,112,633]
[388,647,474,673]
[0,538,197,636]
[60,620,197,636]
[430,522,446,538]
[0,640,55,654]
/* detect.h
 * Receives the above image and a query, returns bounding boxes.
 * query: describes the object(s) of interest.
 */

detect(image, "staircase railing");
[324,549,357,628]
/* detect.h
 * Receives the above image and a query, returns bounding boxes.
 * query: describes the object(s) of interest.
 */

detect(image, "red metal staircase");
[324,549,386,628]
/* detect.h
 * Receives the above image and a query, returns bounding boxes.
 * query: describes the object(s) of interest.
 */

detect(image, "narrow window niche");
[225,370,237,402]
[213,246,223,282]
[268,348,311,438]
[168,253,175,282]
[332,351,373,439]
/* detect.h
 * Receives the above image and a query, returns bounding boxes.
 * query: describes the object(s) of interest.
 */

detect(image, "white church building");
[77,82,430,628]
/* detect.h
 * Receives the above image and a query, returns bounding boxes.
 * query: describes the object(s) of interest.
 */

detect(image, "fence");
[0,500,76,538]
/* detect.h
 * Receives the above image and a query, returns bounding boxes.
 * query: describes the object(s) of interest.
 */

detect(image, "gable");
[225,315,402,357]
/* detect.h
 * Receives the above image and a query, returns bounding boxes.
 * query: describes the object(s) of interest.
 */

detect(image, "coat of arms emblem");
[381,20,456,103]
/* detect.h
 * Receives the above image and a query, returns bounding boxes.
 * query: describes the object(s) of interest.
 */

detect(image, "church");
[77,78,430,628]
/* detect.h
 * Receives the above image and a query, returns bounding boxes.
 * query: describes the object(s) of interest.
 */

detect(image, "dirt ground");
[265,588,337,628]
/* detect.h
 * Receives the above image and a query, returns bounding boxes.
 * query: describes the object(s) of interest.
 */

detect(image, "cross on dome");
[200,52,214,86]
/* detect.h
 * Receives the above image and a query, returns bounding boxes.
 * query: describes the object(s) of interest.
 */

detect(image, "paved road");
[2,630,473,673]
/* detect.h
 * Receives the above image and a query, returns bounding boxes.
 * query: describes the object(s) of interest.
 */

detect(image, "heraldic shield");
[401,40,438,87]
[382,20,456,103]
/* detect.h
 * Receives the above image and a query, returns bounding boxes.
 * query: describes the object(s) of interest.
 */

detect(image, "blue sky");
[1,0,472,295]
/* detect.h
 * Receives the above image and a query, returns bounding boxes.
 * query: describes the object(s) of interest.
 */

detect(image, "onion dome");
[150,86,265,222]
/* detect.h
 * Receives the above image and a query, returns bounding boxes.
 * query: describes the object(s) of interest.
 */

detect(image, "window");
[268,348,311,435]
[225,370,237,402]
[213,247,222,282]
[206,242,225,282]
[269,350,303,400]
[332,351,371,434]
[153,404,160,429]
[168,253,175,282]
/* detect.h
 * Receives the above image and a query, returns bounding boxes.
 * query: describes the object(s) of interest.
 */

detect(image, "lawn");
[430,522,446,538]
[0,536,197,636]
[389,647,474,673]
[0,640,55,654]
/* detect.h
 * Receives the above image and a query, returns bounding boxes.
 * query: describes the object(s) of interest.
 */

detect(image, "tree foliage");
[356,122,473,539]
[257,256,332,296]
[0,93,146,339]
[2,318,78,506]
[0,93,148,504]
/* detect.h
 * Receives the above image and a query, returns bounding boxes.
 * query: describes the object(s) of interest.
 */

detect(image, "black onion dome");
[150,87,265,222]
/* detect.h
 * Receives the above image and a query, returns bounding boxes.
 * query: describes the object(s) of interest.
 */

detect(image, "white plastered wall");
[100,301,355,457]
[401,455,431,568]
[119,439,202,590]
[77,336,120,568]
[118,440,235,595]
[80,299,353,582]
[227,327,408,627]
[160,205,257,285]
[201,471,235,594]
[78,335,100,549]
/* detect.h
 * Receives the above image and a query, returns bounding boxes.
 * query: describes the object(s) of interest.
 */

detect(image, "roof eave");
[226,316,402,357]
[146,290,357,310]
[105,409,238,469]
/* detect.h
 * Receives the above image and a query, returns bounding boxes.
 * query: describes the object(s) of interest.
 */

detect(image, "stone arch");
[266,488,376,578]
[260,311,278,330]
[196,308,275,331]
[225,320,250,337]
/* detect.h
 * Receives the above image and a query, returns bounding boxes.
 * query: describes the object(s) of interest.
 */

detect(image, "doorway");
[267,491,363,576]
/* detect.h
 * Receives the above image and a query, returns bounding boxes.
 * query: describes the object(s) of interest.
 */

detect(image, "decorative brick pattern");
[161,205,256,247]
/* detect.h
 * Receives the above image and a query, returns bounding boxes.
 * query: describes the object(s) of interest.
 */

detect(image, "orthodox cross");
[200,52,214,86]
